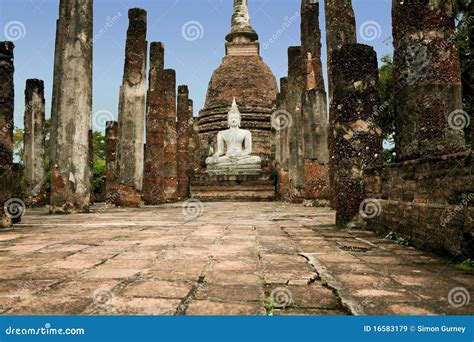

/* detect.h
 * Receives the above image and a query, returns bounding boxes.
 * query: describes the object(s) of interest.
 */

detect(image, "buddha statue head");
[228,98,241,128]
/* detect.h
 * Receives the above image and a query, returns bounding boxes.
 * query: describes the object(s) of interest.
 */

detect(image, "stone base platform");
[191,172,275,202]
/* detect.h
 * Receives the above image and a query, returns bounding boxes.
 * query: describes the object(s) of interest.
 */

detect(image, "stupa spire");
[226,0,258,42]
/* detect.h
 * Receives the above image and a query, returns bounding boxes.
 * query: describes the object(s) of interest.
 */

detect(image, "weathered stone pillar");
[393,0,466,160]
[287,46,305,196]
[275,77,290,199]
[324,0,356,100]
[105,121,118,201]
[23,79,46,206]
[189,111,201,176]
[160,69,178,202]
[301,0,329,199]
[115,8,147,207]
[0,41,14,228]
[143,42,164,205]
[470,2,474,146]
[331,44,383,227]
[324,0,356,207]
[50,0,93,214]
[177,85,191,199]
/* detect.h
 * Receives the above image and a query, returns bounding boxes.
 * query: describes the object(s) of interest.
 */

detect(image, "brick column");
[0,41,14,228]
[393,0,466,160]
[287,46,305,197]
[160,69,178,202]
[143,42,164,204]
[301,0,329,200]
[105,121,118,202]
[23,79,46,206]
[331,44,383,227]
[177,85,191,199]
[50,0,93,214]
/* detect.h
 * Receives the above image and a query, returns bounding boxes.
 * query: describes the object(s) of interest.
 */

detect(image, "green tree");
[377,54,396,164]
[378,54,395,142]
[92,131,107,194]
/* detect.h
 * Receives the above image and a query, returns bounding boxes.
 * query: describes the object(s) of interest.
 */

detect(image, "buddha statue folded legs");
[205,98,262,174]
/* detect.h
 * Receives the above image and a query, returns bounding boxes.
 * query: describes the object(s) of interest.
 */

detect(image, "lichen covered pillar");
[106,121,118,201]
[115,8,147,207]
[393,0,466,160]
[50,0,93,214]
[177,85,191,199]
[287,46,305,197]
[143,42,164,205]
[23,79,46,206]
[324,0,356,100]
[0,41,14,227]
[331,44,383,227]
[324,0,356,207]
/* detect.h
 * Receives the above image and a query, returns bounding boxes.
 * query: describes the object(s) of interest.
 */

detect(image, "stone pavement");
[0,202,472,315]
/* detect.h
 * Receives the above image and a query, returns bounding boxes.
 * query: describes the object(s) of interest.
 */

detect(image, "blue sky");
[1,0,393,133]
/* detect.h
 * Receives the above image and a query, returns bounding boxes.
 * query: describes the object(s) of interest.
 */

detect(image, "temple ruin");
[0,0,472,316]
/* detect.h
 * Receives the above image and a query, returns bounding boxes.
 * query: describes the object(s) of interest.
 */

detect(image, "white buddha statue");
[206,98,261,172]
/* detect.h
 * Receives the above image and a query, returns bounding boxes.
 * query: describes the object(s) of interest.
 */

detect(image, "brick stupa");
[198,0,278,170]
[193,0,278,201]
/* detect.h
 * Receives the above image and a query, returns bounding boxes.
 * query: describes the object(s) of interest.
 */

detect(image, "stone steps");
[191,172,275,202]
[191,184,275,202]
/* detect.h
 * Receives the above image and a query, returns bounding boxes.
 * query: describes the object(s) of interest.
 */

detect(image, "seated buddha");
[206,98,261,171]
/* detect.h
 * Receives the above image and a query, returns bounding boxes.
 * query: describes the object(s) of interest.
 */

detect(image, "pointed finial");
[226,0,258,42]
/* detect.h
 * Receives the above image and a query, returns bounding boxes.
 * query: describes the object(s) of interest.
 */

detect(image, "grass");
[454,259,474,273]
